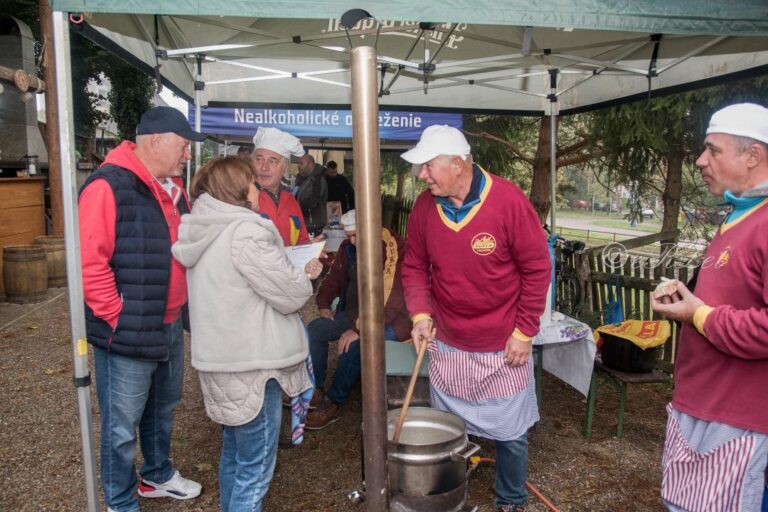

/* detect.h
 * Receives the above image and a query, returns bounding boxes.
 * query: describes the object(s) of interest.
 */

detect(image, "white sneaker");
[137,470,202,500]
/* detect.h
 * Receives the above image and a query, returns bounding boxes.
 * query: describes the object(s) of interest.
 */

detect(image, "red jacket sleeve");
[79,179,121,329]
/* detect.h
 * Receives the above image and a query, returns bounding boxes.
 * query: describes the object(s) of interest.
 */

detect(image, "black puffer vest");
[79,165,190,361]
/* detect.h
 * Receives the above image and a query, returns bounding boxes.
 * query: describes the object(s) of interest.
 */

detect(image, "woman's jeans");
[495,432,529,508]
[93,318,185,512]
[308,311,397,404]
[219,378,282,512]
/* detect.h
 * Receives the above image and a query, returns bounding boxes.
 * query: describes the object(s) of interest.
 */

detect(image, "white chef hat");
[252,127,306,159]
[706,103,768,145]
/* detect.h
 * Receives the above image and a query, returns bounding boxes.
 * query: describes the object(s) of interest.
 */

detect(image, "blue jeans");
[308,311,396,404]
[93,318,185,512]
[495,432,528,508]
[763,484,768,512]
[219,378,282,512]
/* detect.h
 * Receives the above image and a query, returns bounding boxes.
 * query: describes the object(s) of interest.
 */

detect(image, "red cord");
[69,13,83,24]
[526,480,561,512]
[470,457,561,512]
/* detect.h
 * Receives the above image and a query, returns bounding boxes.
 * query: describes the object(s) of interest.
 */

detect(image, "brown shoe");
[305,397,343,430]
[310,389,324,409]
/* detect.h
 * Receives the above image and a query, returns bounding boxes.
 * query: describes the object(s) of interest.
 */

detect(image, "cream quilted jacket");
[172,193,312,373]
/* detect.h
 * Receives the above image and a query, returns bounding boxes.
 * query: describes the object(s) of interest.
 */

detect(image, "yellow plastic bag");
[593,320,671,350]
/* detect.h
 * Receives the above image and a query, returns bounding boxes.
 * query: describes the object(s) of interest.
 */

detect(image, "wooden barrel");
[34,236,67,287]
[3,245,48,304]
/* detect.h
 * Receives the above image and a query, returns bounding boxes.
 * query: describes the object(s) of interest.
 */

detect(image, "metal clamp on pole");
[73,374,91,388]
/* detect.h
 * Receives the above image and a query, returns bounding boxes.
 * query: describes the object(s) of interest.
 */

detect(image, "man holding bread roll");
[652,103,768,511]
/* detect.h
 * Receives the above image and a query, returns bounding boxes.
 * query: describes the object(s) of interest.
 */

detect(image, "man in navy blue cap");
[79,106,204,511]
[136,106,207,143]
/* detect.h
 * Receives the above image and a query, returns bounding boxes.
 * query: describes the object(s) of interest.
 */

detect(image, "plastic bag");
[603,274,624,324]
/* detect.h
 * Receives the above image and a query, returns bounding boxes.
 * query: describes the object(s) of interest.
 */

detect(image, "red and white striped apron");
[662,406,758,512]
[427,346,529,401]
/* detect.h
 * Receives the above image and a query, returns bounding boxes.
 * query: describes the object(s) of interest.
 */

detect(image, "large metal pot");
[387,407,480,497]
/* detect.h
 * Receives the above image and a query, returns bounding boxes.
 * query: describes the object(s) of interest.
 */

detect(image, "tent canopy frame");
[49,4,768,511]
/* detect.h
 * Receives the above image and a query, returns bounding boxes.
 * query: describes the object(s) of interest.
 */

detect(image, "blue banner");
[188,107,462,140]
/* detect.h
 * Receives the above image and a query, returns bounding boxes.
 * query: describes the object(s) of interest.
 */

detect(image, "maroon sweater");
[401,169,551,352]
[673,199,768,433]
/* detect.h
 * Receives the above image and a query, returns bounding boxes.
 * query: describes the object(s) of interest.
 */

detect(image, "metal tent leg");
[52,11,99,512]
[583,371,598,439]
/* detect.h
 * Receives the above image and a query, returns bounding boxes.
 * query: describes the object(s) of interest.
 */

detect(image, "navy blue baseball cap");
[136,106,206,142]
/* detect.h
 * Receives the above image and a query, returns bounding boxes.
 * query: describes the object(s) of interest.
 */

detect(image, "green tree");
[590,95,691,243]
[69,31,109,140]
[589,76,768,246]
[465,113,595,222]
[105,60,155,142]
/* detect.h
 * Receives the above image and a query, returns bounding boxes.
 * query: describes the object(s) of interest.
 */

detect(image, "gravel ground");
[0,289,670,511]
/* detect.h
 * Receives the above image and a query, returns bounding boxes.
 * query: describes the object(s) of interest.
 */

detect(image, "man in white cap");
[251,127,310,246]
[399,125,552,512]
[304,210,411,429]
[652,103,768,511]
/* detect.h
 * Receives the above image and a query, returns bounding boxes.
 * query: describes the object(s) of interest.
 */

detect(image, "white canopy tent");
[64,5,768,226]
[68,9,768,114]
[48,2,768,510]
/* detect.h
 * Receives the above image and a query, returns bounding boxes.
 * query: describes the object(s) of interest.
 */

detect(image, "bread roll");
[653,278,680,304]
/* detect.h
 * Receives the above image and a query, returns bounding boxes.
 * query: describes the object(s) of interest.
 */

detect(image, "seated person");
[306,210,410,430]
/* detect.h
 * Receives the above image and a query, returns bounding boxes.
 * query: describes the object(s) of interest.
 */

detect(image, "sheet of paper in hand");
[285,241,325,269]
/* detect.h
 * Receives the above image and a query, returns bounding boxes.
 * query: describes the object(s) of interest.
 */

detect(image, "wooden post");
[38,0,64,236]
[575,252,593,315]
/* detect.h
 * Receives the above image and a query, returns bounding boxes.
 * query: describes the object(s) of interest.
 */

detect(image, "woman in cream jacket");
[172,156,322,512]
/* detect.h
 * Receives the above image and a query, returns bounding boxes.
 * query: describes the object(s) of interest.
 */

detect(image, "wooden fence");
[573,230,699,364]
[381,195,412,238]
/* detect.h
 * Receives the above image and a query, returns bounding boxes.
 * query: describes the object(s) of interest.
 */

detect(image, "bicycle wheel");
[556,271,582,316]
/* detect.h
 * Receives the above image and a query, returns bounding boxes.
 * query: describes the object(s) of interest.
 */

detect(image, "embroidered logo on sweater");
[715,246,731,269]
[471,232,496,255]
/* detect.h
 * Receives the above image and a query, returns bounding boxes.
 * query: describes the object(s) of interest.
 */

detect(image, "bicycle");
[544,227,586,317]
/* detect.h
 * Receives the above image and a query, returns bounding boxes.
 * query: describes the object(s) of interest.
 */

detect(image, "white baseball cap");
[340,209,356,233]
[252,127,305,160]
[400,125,471,165]
[706,103,768,145]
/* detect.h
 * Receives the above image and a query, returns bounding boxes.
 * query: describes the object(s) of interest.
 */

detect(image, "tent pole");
[350,45,389,511]
[548,69,558,233]
[52,11,99,512]
[193,54,204,190]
